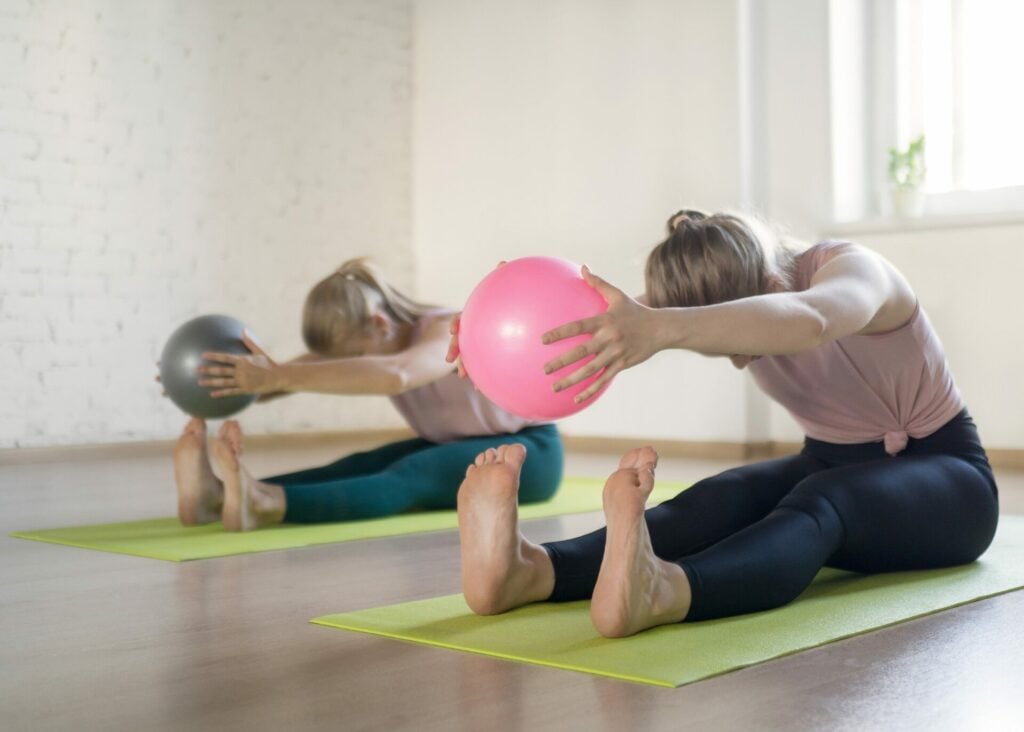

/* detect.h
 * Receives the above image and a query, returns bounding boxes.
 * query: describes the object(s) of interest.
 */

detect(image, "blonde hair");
[302,258,435,355]
[644,209,799,309]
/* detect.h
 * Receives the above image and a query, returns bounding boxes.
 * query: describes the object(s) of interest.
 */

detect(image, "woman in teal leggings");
[171,258,562,531]
[264,426,560,523]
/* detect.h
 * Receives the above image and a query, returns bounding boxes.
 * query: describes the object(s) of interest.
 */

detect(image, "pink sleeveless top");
[389,310,537,442]
[748,242,964,455]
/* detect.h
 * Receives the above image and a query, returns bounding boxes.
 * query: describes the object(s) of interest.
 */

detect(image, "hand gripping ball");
[159,314,258,419]
[458,257,612,420]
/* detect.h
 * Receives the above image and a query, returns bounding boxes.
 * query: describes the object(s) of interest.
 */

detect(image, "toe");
[617,447,643,470]
[498,443,527,471]
[638,445,659,469]
[222,420,244,453]
[636,465,655,493]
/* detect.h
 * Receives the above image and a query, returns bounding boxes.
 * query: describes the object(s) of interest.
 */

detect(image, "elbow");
[802,306,831,349]
[383,368,410,396]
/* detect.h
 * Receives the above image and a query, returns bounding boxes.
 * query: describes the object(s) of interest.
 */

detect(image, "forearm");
[276,358,405,396]
[258,354,325,401]
[651,294,827,356]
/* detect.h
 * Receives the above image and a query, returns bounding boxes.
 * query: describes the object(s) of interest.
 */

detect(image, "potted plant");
[888,134,926,217]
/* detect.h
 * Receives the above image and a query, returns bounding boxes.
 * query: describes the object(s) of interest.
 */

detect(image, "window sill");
[828,210,1024,237]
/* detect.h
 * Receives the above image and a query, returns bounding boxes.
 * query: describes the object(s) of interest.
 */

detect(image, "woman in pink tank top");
[454,209,997,637]
[170,259,562,531]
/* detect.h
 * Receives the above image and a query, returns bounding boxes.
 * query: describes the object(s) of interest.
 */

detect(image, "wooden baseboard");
[561,436,1024,471]
[3,431,1022,471]
[0,429,416,465]
[560,436,803,461]
[986,449,1024,471]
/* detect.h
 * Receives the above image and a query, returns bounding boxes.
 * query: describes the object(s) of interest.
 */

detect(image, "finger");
[544,342,597,375]
[541,315,602,345]
[449,314,461,334]
[199,377,237,388]
[210,388,246,398]
[572,364,618,403]
[197,365,237,377]
[154,375,162,383]
[551,354,608,391]
[457,358,467,378]
[242,330,267,357]
[580,265,621,302]
[446,335,460,363]
[201,351,242,365]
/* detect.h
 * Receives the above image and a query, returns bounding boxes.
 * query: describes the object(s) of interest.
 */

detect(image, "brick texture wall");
[0,0,412,447]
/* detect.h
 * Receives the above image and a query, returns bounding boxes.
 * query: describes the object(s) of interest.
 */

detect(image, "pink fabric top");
[748,241,964,455]
[389,310,537,443]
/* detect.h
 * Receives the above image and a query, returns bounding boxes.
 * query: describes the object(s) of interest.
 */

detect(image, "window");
[831,0,1024,220]
[898,0,1024,194]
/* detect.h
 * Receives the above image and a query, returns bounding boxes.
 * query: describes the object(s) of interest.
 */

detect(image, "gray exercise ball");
[159,314,258,419]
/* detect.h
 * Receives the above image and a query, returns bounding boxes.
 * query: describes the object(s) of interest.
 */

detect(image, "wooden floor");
[3,438,1024,731]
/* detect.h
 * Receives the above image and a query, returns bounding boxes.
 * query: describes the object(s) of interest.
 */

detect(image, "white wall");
[413,0,750,441]
[1,0,412,448]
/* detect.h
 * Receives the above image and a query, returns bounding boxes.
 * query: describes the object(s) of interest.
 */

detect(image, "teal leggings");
[265,424,563,523]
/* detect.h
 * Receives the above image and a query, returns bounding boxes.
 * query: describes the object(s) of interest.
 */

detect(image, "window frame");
[845,0,1024,220]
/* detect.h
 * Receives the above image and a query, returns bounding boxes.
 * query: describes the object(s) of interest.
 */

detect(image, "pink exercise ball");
[459,256,612,420]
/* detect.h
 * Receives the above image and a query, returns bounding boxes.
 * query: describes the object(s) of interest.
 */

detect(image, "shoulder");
[805,240,860,270]
[409,309,457,345]
[806,241,893,285]
[804,242,918,334]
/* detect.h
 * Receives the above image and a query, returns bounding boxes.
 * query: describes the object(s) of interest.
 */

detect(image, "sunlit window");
[897,0,1024,194]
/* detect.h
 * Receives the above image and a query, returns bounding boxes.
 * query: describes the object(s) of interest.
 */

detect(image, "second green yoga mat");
[312,516,1024,688]
[9,478,684,562]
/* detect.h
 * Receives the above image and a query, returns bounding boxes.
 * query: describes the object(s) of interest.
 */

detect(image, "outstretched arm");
[543,245,916,401]
[201,317,457,398]
[276,316,454,396]
[255,353,325,402]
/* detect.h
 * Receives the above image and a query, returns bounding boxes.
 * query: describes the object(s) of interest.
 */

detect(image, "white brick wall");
[0,0,412,448]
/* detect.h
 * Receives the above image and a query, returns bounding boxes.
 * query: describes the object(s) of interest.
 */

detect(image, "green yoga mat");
[312,516,1024,688]
[9,478,685,562]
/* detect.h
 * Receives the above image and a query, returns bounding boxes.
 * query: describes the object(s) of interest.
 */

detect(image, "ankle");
[652,562,692,621]
[256,483,287,523]
[520,542,555,602]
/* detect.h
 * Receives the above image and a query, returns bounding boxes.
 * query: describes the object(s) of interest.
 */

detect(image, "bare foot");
[174,418,223,525]
[457,444,555,615]
[210,421,286,532]
[590,447,692,638]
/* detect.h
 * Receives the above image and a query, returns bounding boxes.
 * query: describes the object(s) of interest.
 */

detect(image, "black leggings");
[543,409,999,621]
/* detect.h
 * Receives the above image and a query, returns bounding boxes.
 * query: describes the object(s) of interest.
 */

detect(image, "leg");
[281,426,564,523]
[590,447,694,637]
[413,425,563,509]
[679,454,999,621]
[457,444,556,615]
[261,436,433,486]
[173,418,224,525]
[209,421,287,531]
[543,453,824,602]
